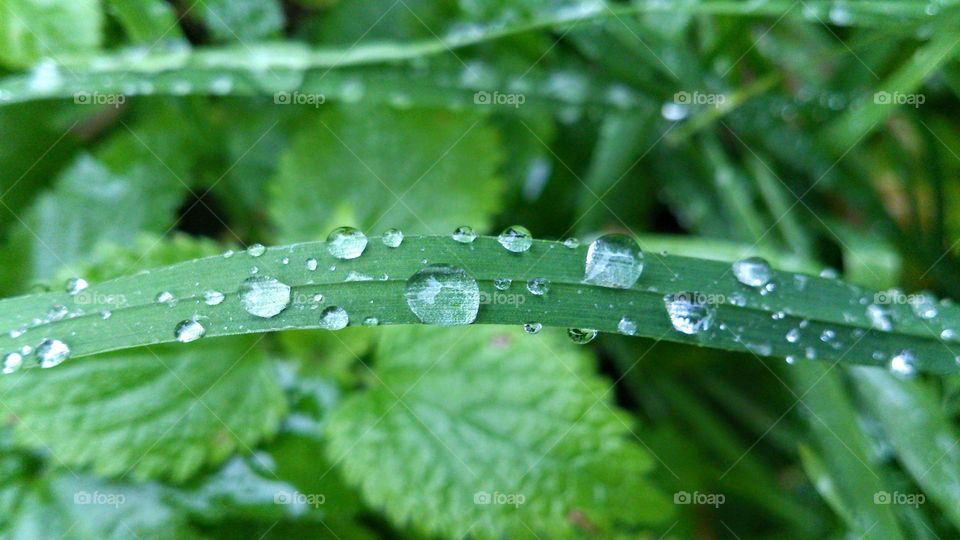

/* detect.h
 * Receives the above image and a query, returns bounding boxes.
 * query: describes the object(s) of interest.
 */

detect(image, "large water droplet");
[567,328,598,344]
[663,292,716,335]
[889,350,916,377]
[526,278,550,296]
[452,226,478,244]
[36,339,70,368]
[239,276,292,318]
[497,225,533,253]
[319,306,349,330]
[382,229,404,248]
[732,257,773,288]
[327,227,368,260]
[583,234,644,289]
[65,277,89,295]
[618,317,638,336]
[404,264,480,326]
[175,320,206,343]
[3,352,23,374]
[203,290,225,306]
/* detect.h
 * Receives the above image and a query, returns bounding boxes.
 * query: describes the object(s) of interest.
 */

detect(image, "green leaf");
[0,0,103,68]
[269,106,504,241]
[105,0,185,44]
[326,325,672,538]
[198,0,284,43]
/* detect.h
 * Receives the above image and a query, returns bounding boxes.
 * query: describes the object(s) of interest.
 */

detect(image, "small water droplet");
[583,234,644,289]
[663,292,716,335]
[819,268,839,279]
[36,339,70,368]
[362,316,379,326]
[223,249,235,258]
[941,329,956,340]
[327,227,368,260]
[523,322,542,334]
[313,293,324,303]
[786,328,801,343]
[732,257,773,288]
[100,310,111,320]
[175,320,206,343]
[526,278,550,296]
[155,291,176,307]
[3,352,23,374]
[562,237,580,249]
[910,293,938,320]
[866,304,893,331]
[618,317,638,336]
[203,290,225,306]
[281,257,290,265]
[319,306,349,330]
[497,225,533,253]
[889,350,916,377]
[306,258,318,271]
[65,277,89,295]
[247,243,266,257]
[404,264,480,326]
[494,278,512,291]
[785,355,797,365]
[9,328,24,339]
[47,304,69,321]
[239,276,291,318]
[820,329,836,342]
[452,226,478,243]
[382,229,404,248]
[567,328,598,344]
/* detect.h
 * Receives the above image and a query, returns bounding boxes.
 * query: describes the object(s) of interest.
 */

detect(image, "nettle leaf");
[269,106,504,241]
[0,0,103,68]
[326,326,672,539]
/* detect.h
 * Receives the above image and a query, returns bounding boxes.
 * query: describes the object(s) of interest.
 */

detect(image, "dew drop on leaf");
[65,277,88,295]
[497,225,533,253]
[238,276,292,318]
[567,328,598,344]
[362,316,380,326]
[246,243,266,257]
[910,293,938,320]
[47,304,68,321]
[819,268,839,279]
[732,257,773,288]
[320,306,349,330]
[203,290,225,306]
[583,234,644,289]
[382,229,404,248]
[2,352,23,374]
[404,264,480,326]
[563,237,580,249]
[663,292,716,335]
[526,278,550,296]
[155,291,176,307]
[785,328,801,343]
[306,258,318,271]
[866,304,893,331]
[451,226,478,243]
[523,322,542,334]
[36,339,70,368]
[889,350,916,378]
[174,320,206,343]
[327,227,368,260]
[618,316,638,336]
[494,278,512,290]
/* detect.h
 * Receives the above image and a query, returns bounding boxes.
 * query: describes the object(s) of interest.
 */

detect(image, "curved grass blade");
[0,236,957,374]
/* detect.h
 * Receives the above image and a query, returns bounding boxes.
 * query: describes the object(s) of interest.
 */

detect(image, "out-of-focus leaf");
[0,0,103,68]
[105,0,185,44]
[198,0,284,43]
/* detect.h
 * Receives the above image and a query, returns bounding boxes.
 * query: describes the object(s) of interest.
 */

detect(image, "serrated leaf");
[326,325,672,539]
[269,106,504,241]
[0,0,103,68]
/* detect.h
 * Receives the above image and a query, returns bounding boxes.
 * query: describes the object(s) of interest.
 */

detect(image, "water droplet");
[786,328,801,343]
[247,243,266,257]
[203,290,225,306]
[889,350,916,377]
[785,355,797,365]
[526,278,550,296]
[223,249,235,258]
[281,257,290,265]
[9,329,24,339]
[65,277,88,295]
[36,339,70,369]
[313,293,324,303]
[319,306,349,330]
[404,264,480,326]
[819,268,839,279]
[820,329,836,342]
[382,229,404,248]
[497,225,533,253]
[452,226,478,243]
[494,278,512,290]
[3,352,23,374]
[155,291,176,306]
[362,316,379,326]
[866,304,893,331]
[47,304,69,321]
[306,258,318,271]
[910,293,938,320]
[582,234,644,289]
[732,257,773,288]
[239,276,291,318]
[327,227,368,260]
[523,322,542,334]
[562,237,580,249]
[175,320,206,343]
[567,328,598,344]
[618,317,638,336]
[663,292,716,335]
[941,329,956,341]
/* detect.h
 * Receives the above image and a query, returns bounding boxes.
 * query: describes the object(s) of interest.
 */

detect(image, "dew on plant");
[306,258,318,271]
[866,304,893,331]
[203,290,225,306]
[223,249,234,258]
[663,292,716,335]
[281,257,290,265]
[362,316,379,326]
[941,329,956,340]
[327,227,368,260]
[238,276,292,318]
[494,278,512,290]
[36,338,70,369]
[567,328,598,344]
[345,271,374,282]
[583,234,644,289]
[65,277,88,295]
[497,225,533,253]
[732,257,773,288]
[155,291,176,307]
[404,264,480,326]
[819,268,839,279]
[452,226,477,243]
[889,350,917,378]
[174,320,206,343]
[247,243,266,257]
[563,237,580,249]
[313,293,324,303]
[618,316,638,336]
[526,278,549,296]
[2,352,23,374]
[101,310,112,320]
[786,328,801,343]
[910,293,938,320]
[47,304,69,321]
[319,306,349,330]
[382,228,404,248]
[523,322,542,334]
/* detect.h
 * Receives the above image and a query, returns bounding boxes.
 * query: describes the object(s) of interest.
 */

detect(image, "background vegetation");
[1,0,960,538]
